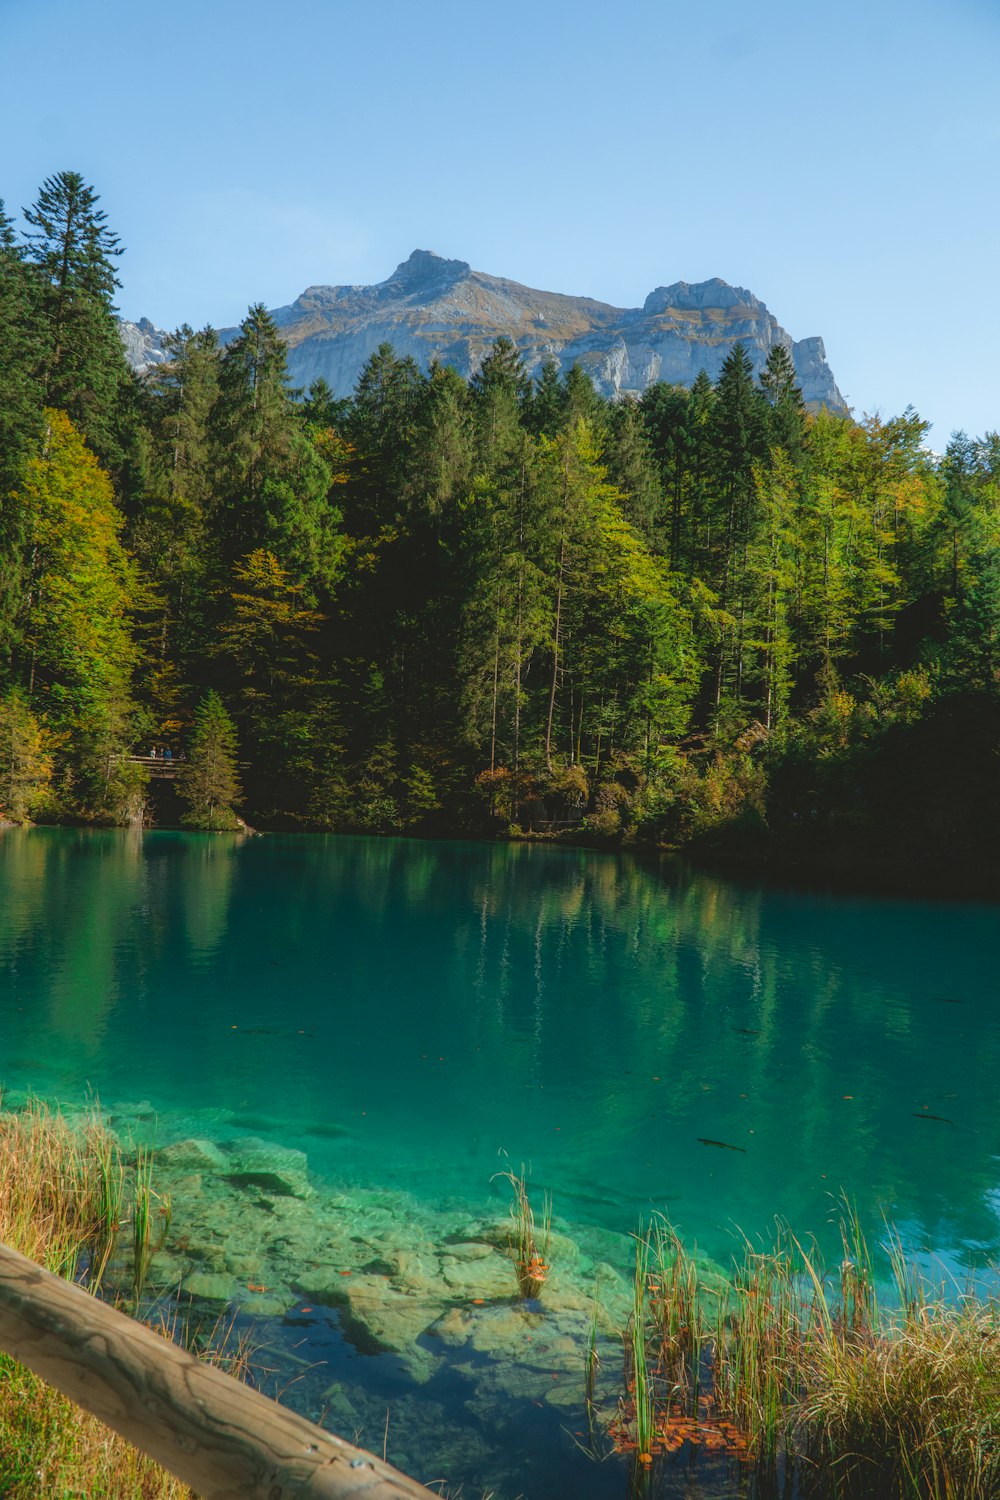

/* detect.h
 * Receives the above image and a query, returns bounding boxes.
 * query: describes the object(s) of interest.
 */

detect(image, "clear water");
[1,827,998,1496]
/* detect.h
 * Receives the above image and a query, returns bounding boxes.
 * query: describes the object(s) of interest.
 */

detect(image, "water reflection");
[0,829,998,1269]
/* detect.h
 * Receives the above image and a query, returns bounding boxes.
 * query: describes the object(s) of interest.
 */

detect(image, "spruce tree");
[525,357,565,437]
[215,306,339,595]
[22,171,129,467]
[178,691,243,830]
[345,342,425,532]
[0,200,43,482]
[760,344,806,457]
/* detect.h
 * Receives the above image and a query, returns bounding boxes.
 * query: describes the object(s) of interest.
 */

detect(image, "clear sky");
[1,0,998,443]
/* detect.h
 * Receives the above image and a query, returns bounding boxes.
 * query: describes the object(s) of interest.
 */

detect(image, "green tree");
[0,688,53,822]
[709,343,770,705]
[0,200,43,485]
[22,171,129,467]
[760,344,806,457]
[8,409,140,809]
[525,357,565,437]
[605,397,662,542]
[216,549,325,816]
[345,343,425,533]
[178,691,242,830]
[214,305,340,595]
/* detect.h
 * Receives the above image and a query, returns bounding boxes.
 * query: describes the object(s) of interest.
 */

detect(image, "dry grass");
[0,1099,223,1499]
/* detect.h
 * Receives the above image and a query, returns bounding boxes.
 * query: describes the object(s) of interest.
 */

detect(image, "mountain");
[120,251,846,410]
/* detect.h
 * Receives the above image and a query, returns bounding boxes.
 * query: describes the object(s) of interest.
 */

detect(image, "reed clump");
[0,1099,234,1498]
[493,1163,551,1299]
[612,1207,1000,1499]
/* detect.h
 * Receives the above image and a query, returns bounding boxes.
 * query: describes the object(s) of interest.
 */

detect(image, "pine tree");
[345,343,425,533]
[709,343,770,705]
[469,337,529,466]
[760,344,806,457]
[525,357,565,437]
[214,306,340,595]
[606,396,663,543]
[563,363,606,436]
[22,171,129,467]
[178,691,242,830]
[0,200,43,483]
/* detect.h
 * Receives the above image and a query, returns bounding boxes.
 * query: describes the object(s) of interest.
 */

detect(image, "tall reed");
[493,1164,551,1298]
[611,1207,1000,1499]
[131,1145,171,1304]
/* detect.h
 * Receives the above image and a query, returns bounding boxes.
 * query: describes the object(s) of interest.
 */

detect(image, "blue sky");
[1,0,998,442]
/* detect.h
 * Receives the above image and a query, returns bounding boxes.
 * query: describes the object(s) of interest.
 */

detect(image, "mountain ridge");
[121,251,846,410]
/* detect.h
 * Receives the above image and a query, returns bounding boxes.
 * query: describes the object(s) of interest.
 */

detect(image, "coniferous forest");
[2,173,999,877]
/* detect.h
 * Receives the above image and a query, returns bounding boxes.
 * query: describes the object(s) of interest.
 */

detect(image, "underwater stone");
[439,1240,493,1262]
[237,1289,293,1318]
[182,1270,238,1302]
[223,1137,311,1197]
[291,1263,355,1303]
[439,1252,515,1299]
[158,1138,228,1172]
[543,1380,583,1410]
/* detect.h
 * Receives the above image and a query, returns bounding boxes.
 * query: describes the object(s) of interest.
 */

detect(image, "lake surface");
[0,828,997,1497]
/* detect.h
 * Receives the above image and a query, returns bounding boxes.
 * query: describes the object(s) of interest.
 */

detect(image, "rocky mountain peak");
[120,256,846,413]
[385,249,471,294]
[643,277,761,316]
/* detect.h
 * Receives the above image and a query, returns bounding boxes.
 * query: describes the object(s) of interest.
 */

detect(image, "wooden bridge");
[123,754,183,781]
[0,1241,436,1499]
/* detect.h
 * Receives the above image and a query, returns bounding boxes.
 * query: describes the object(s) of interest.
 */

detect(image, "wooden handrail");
[0,1242,438,1499]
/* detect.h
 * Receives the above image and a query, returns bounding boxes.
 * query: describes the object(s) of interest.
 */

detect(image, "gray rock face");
[121,252,846,411]
[119,316,170,374]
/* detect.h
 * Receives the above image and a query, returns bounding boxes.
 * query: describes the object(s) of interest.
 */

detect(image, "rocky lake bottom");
[106,1106,691,1499]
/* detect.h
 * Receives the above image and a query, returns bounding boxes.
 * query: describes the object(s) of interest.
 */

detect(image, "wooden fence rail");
[0,1242,438,1500]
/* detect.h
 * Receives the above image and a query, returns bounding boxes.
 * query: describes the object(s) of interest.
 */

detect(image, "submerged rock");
[182,1270,238,1302]
[223,1136,311,1198]
[158,1138,228,1172]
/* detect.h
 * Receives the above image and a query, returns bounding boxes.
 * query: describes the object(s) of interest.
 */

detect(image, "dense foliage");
[1,174,998,867]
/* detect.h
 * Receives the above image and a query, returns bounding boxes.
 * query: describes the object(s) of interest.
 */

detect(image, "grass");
[493,1163,551,1299]
[0,1098,243,1499]
[609,1205,1000,1498]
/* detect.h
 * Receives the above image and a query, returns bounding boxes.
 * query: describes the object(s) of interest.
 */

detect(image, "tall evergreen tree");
[215,305,340,595]
[760,344,806,457]
[709,343,770,705]
[22,171,129,467]
[178,691,243,830]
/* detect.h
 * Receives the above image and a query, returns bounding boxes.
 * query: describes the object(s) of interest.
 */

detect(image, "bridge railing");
[0,1241,437,1499]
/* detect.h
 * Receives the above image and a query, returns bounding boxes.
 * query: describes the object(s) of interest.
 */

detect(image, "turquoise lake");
[0,827,997,1497]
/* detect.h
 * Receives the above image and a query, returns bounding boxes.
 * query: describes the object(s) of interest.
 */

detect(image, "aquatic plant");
[493,1163,551,1299]
[131,1145,171,1305]
[609,1207,1000,1499]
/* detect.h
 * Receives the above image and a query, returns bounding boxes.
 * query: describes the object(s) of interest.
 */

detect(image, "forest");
[1,172,998,873]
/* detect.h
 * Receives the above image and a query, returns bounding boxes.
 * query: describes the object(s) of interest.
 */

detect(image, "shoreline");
[10,815,1000,904]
